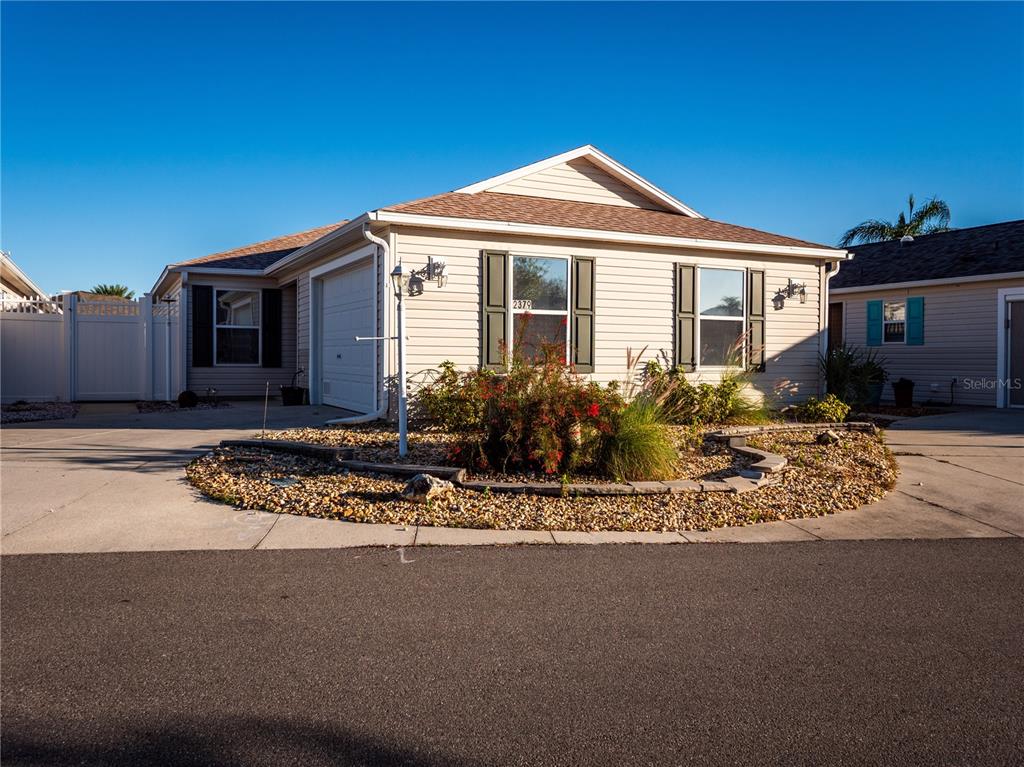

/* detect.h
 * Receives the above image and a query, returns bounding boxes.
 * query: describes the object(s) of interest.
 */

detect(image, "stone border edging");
[219,439,354,462]
[220,422,874,498]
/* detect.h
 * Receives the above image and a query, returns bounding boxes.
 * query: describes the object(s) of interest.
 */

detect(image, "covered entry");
[317,257,377,413]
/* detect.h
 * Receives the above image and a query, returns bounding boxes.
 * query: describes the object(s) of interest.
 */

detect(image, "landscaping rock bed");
[1,402,79,424]
[186,427,898,533]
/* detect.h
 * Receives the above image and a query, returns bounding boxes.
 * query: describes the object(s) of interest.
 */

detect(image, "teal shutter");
[480,250,508,369]
[906,296,924,345]
[866,300,883,346]
[571,256,595,373]
[746,269,766,371]
[674,264,696,371]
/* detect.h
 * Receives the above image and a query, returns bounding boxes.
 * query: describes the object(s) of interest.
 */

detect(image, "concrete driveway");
[2,406,1022,553]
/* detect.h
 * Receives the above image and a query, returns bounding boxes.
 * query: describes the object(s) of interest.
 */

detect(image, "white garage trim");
[308,244,381,412]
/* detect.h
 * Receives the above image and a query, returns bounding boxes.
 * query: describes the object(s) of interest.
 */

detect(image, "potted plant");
[280,369,308,407]
[859,357,889,408]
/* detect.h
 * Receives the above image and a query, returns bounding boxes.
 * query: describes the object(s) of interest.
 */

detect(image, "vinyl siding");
[835,277,1024,407]
[393,226,825,405]
[186,279,297,397]
[489,158,667,211]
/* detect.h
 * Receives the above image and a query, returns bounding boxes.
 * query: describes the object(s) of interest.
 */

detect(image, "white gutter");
[820,258,844,386]
[372,210,850,261]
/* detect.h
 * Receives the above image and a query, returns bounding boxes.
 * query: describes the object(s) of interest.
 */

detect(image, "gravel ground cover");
[1,402,79,424]
[185,427,898,532]
[261,424,744,482]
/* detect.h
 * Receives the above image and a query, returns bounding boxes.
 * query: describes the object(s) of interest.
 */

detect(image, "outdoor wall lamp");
[773,278,807,310]
[393,257,448,297]
[390,265,406,298]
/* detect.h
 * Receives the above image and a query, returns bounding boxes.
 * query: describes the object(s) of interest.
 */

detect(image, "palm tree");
[91,283,136,299]
[838,194,951,247]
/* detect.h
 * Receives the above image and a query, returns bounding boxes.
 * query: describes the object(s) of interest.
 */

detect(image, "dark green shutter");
[261,288,282,367]
[192,285,213,367]
[906,296,924,345]
[674,264,696,371]
[572,256,595,373]
[746,269,766,371]
[480,250,508,369]
[866,300,883,346]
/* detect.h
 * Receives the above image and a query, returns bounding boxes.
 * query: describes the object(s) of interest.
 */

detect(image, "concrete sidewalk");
[2,405,1022,553]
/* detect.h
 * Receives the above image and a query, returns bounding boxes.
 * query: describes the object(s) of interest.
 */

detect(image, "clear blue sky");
[3,1,1022,296]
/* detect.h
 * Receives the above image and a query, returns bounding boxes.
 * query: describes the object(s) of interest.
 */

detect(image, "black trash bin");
[892,378,915,408]
[280,369,308,406]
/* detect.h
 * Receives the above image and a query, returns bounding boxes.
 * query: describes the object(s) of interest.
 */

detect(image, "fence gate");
[1,294,183,403]
[70,297,146,401]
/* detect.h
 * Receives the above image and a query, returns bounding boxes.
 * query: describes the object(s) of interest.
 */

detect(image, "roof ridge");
[175,220,347,267]
[850,219,1024,248]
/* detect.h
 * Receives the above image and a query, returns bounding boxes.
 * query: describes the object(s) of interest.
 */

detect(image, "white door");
[320,261,376,413]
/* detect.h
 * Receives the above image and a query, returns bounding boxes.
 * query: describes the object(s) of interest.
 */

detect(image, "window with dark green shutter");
[674,264,696,371]
[480,250,508,369]
[571,256,595,372]
[746,269,765,371]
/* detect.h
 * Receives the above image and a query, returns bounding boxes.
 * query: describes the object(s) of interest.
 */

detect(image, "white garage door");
[321,260,376,413]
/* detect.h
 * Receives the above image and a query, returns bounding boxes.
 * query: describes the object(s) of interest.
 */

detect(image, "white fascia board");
[264,214,370,276]
[0,253,48,297]
[375,210,849,261]
[453,145,705,219]
[830,270,1024,295]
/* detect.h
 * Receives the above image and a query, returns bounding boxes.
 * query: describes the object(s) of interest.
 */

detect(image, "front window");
[698,267,744,366]
[511,256,569,360]
[884,301,906,343]
[215,289,260,364]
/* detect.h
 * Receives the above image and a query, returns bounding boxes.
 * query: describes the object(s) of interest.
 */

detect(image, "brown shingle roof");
[174,221,347,270]
[383,192,832,250]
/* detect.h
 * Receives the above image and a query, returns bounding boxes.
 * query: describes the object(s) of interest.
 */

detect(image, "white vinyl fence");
[0,294,183,404]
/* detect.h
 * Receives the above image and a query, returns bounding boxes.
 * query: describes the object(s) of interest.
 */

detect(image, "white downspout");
[820,257,847,394]
[324,226,408,458]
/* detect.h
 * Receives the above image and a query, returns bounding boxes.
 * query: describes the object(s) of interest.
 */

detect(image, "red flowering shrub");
[417,344,622,476]
[476,344,622,474]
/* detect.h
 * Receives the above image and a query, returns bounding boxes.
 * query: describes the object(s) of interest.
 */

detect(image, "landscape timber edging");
[219,422,872,497]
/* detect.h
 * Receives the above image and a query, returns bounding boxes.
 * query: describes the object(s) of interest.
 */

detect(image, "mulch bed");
[185,426,898,533]
[1,402,79,424]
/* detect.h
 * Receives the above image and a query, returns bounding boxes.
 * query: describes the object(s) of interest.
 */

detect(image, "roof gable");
[455,145,703,218]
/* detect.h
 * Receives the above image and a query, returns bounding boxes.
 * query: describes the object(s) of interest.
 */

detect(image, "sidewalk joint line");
[252,513,282,550]
[894,489,1020,538]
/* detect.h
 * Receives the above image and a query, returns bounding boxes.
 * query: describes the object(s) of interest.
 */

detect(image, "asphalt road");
[3,541,1023,766]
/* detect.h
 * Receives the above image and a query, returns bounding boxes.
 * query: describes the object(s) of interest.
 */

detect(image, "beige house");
[829,220,1024,408]
[150,146,849,409]
[0,251,50,311]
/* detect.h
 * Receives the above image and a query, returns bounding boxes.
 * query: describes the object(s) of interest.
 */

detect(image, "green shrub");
[794,393,851,423]
[597,395,679,481]
[641,360,771,426]
[415,362,494,432]
[820,344,888,407]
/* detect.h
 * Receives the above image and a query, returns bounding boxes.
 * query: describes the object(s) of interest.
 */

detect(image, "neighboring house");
[0,251,51,311]
[829,220,1024,408]
[150,145,848,408]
